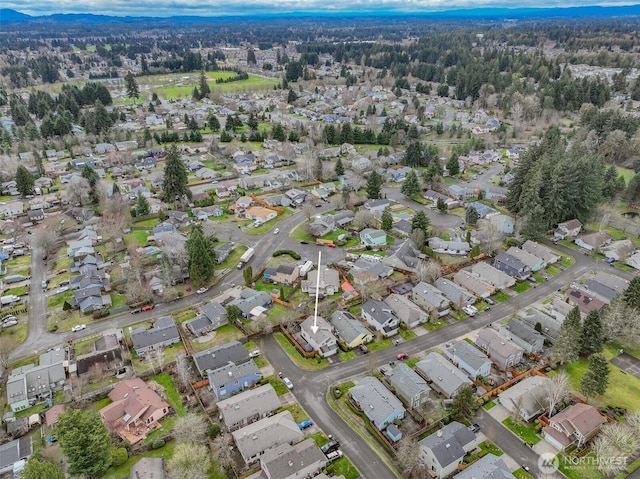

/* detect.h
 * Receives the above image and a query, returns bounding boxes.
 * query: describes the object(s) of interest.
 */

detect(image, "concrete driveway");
[611,352,640,380]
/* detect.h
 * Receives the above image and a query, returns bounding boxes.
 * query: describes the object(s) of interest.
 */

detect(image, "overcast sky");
[3,0,638,17]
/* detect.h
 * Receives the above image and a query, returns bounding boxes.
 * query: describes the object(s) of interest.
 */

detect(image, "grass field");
[616,166,635,186]
[273,332,329,370]
[149,372,186,416]
[502,417,541,445]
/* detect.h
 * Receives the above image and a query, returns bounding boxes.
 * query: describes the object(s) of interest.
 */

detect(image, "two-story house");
[499,319,544,353]
[445,340,491,379]
[207,360,262,399]
[415,353,472,398]
[384,294,427,328]
[493,252,531,280]
[330,310,373,348]
[299,315,337,357]
[130,317,181,357]
[350,376,406,431]
[217,384,281,432]
[475,328,524,371]
[360,228,388,247]
[411,282,451,318]
[361,299,399,337]
[543,403,605,450]
[301,268,340,297]
[384,363,431,409]
[419,422,478,479]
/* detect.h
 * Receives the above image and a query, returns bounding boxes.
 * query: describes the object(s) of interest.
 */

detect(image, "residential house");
[134,157,157,171]
[428,238,471,256]
[130,316,181,356]
[448,184,474,200]
[505,246,546,272]
[566,288,607,315]
[387,166,413,182]
[466,201,496,218]
[259,439,327,479]
[0,200,24,217]
[384,294,427,328]
[626,251,640,270]
[361,299,399,337]
[363,198,391,212]
[521,240,561,264]
[470,262,516,290]
[453,270,495,298]
[475,329,524,371]
[264,264,299,285]
[543,403,606,450]
[519,309,561,342]
[575,231,612,252]
[455,453,517,479]
[129,458,165,479]
[207,359,262,399]
[192,341,249,377]
[229,288,272,319]
[301,268,340,297]
[415,353,473,398]
[330,310,373,348]
[6,350,66,412]
[27,209,44,223]
[601,239,635,261]
[76,333,124,376]
[232,411,304,464]
[0,437,32,476]
[385,363,432,409]
[245,206,277,223]
[434,278,476,309]
[555,219,582,239]
[411,282,451,318]
[419,422,478,479]
[193,205,224,220]
[424,190,458,209]
[218,384,281,432]
[214,243,234,264]
[500,319,544,353]
[383,238,422,272]
[70,285,112,313]
[235,196,252,210]
[350,376,406,431]
[487,214,515,235]
[100,378,170,443]
[45,404,66,430]
[185,301,228,336]
[166,210,191,228]
[584,271,629,303]
[498,376,551,422]
[300,315,338,357]
[360,228,388,247]
[445,341,491,379]
[493,252,531,280]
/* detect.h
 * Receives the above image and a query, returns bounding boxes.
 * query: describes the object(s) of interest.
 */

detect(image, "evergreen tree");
[450,385,479,423]
[465,206,479,225]
[247,113,259,131]
[446,154,460,176]
[366,171,383,199]
[381,207,393,231]
[81,163,100,203]
[581,310,603,357]
[243,265,253,286]
[622,277,640,309]
[161,145,192,203]
[335,157,345,177]
[411,210,430,237]
[186,225,216,287]
[401,170,420,197]
[198,70,210,98]
[436,198,447,213]
[313,157,323,181]
[247,48,257,65]
[404,141,422,167]
[287,88,298,104]
[135,193,150,216]
[57,409,112,479]
[15,165,34,197]
[552,306,582,364]
[22,458,65,479]
[124,71,139,103]
[207,113,220,132]
[580,352,610,399]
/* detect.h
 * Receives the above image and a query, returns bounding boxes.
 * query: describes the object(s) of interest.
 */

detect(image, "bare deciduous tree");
[409,229,425,247]
[173,413,208,444]
[167,441,211,479]
[331,193,345,210]
[353,210,375,229]
[99,194,130,239]
[416,259,441,284]
[147,346,165,375]
[544,372,569,416]
[30,216,64,253]
[302,201,316,222]
[593,423,640,475]
[66,176,91,206]
[476,222,505,255]
[395,437,428,478]
[175,354,191,392]
[212,433,235,473]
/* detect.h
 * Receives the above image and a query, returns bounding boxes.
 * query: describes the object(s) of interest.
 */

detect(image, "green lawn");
[616,166,635,186]
[1,323,27,344]
[149,372,186,416]
[280,403,309,423]
[512,282,531,293]
[5,255,32,269]
[479,440,504,456]
[502,417,541,445]
[214,244,246,270]
[483,400,496,410]
[273,332,329,370]
[245,209,293,235]
[189,323,245,352]
[493,291,510,302]
[105,441,175,479]
[290,225,314,242]
[46,290,74,309]
[512,469,534,479]
[367,337,393,352]
[339,350,357,362]
[263,375,290,395]
[557,452,605,479]
[398,328,417,341]
[546,265,561,276]
[561,345,640,411]
[331,456,361,479]
[143,71,277,99]
[423,320,447,332]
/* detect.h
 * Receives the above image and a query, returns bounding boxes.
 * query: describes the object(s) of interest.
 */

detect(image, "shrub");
[272,250,301,260]
[151,439,165,449]
[208,423,221,440]
[111,447,128,467]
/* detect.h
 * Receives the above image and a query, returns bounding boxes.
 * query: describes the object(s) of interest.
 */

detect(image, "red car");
[141,304,155,312]
[397,352,409,361]
[56,269,68,275]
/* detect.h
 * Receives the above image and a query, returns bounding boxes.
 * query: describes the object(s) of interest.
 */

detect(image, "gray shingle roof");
[232,410,303,463]
[192,341,249,376]
[350,376,405,429]
[420,421,475,468]
[330,310,372,345]
[455,453,515,479]
[261,438,326,479]
[217,384,281,429]
[130,316,180,352]
[445,341,490,374]
[415,352,472,398]
[386,363,431,404]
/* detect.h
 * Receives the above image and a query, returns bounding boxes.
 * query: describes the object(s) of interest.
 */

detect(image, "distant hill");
[2,4,640,22]
[0,8,31,22]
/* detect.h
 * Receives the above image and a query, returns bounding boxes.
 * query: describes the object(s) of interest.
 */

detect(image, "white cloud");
[5,0,639,17]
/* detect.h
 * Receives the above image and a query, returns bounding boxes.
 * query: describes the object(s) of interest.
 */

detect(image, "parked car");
[463,305,478,317]
[249,349,261,358]
[273,228,280,235]
[300,241,309,244]
[326,449,343,462]
[283,377,293,389]
[1,315,17,322]
[397,352,409,361]
[141,304,155,312]
[196,287,209,294]
[56,269,67,275]
[485,297,495,305]
[41,280,47,290]
[56,286,69,294]
[321,439,340,455]
[469,423,481,433]
[130,308,142,314]
[71,324,86,332]
[359,344,369,354]
[298,419,313,430]
[2,320,18,328]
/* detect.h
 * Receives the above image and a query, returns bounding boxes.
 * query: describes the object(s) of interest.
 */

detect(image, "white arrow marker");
[311,251,322,334]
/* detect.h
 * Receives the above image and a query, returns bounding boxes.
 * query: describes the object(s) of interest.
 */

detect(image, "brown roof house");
[100,378,170,443]
[544,403,606,450]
